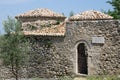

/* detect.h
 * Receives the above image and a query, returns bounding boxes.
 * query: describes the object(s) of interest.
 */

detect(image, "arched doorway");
[77,43,88,74]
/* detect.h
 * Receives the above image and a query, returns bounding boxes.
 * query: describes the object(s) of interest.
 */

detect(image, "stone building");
[0,8,120,78]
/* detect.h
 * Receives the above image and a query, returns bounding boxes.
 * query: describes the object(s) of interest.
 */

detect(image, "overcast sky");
[0,0,113,34]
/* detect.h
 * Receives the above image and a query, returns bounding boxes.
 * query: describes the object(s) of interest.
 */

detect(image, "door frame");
[74,40,90,75]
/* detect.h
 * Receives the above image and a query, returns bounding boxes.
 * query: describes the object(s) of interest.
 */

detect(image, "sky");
[0,0,113,34]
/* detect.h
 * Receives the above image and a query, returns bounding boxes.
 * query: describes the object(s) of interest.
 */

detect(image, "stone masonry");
[0,9,120,79]
[26,20,120,77]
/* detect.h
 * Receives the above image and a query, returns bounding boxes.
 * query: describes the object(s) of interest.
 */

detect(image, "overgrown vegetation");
[44,39,53,48]
[30,25,37,30]
[0,17,29,80]
[58,76,73,80]
[41,24,51,27]
[87,75,120,80]
[40,20,61,28]
[30,76,120,80]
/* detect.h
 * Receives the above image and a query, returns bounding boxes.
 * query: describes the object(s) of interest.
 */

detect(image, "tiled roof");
[16,8,65,18]
[23,22,65,36]
[69,10,113,21]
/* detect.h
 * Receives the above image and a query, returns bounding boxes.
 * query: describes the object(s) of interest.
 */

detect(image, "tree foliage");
[0,17,29,80]
[106,0,120,19]
[69,11,74,17]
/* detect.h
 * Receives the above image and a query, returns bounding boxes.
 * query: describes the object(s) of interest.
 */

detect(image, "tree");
[0,17,29,80]
[69,11,74,17]
[62,12,65,16]
[106,0,120,19]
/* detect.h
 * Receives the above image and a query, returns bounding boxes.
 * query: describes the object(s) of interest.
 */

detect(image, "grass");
[58,76,73,80]
[31,76,73,80]
[0,75,119,80]
[87,75,120,80]
[31,76,120,80]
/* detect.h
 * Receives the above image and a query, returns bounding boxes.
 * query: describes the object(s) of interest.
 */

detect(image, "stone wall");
[26,36,73,78]
[26,20,120,77]
[65,20,120,75]
[0,20,120,79]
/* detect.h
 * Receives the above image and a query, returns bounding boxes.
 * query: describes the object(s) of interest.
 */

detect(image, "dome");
[69,10,113,21]
[15,8,65,18]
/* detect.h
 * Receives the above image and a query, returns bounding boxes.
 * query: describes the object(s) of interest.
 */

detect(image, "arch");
[74,40,90,75]
[75,39,91,49]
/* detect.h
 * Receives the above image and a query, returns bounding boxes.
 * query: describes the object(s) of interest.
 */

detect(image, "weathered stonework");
[26,20,120,77]
[26,36,73,78]
[0,18,120,78]
[0,8,120,78]
[66,20,120,75]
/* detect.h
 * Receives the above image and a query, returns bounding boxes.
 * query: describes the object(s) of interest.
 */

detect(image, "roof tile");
[16,8,65,18]
[69,10,113,21]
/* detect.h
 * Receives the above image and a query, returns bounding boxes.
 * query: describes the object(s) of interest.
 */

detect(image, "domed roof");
[69,10,113,21]
[15,8,65,18]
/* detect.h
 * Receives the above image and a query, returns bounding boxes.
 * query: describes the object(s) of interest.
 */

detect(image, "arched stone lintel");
[75,39,91,50]
[73,39,91,75]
